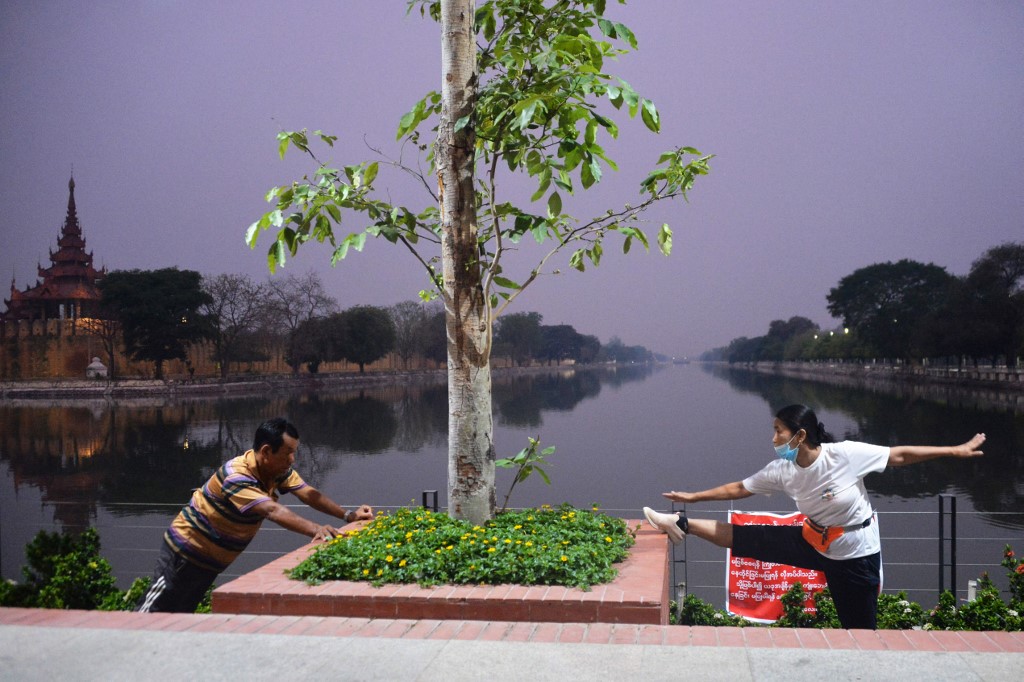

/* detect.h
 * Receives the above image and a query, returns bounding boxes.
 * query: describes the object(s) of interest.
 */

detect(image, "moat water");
[2,363,1021,606]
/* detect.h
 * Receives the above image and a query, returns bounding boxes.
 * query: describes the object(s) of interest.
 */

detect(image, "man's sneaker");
[643,507,685,545]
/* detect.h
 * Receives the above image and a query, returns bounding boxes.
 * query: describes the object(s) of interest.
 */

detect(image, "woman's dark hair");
[775,404,834,446]
[253,417,300,452]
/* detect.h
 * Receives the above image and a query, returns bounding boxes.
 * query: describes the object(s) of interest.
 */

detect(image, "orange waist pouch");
[801,518,844,552]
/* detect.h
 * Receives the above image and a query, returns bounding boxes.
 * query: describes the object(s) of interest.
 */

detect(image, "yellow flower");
[377,569,384,576]
[386,543,393,549]
[560,556,568,562]
[446,545,454,551]
[488,547,496,553]
[386,555,394,562]
[605,537,612,543]
[525,541,533,547]
[435,549,442,554]
[561,540,570,545]
[363,569,369,576]
[504,539,512,544]
[514,524,522,530]
[399,559,407,567]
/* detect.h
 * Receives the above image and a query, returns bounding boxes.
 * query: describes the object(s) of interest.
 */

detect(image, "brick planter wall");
[212,521,670,625]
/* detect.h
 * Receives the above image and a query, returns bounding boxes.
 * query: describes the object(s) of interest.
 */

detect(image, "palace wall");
[0,318,442,381]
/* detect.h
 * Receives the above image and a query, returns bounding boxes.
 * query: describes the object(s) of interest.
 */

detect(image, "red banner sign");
[725,511,827,623]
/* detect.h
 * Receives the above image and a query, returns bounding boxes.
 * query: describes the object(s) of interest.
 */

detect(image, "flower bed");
[211,510,670,624]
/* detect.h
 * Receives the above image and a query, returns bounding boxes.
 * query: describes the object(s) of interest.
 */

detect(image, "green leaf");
[363,161,379,186]
[641,99,660,133]
[657,224,673,256]
[270,241,287,272]
[614,22,638,49]
[244,221,260,247]
[517,98,540,130]
[547,191,562,217]
[492,276,522,290]
[598,18,615,38]
[397,109,416,139]
[454,114,471,132]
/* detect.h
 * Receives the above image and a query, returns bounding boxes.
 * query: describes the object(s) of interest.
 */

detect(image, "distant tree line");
[702,242,1024,367]
[93,269,660,379]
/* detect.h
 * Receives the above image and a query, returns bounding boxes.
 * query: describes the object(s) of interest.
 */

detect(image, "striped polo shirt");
[163,449,307,572]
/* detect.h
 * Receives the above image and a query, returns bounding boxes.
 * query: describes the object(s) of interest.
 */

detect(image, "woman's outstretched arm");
[888,433,986,467]
[662,481,753,504]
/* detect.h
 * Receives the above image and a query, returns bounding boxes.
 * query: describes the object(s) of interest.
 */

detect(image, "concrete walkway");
[2,608,1022,681]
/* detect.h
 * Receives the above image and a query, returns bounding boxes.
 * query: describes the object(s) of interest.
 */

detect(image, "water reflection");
[2,363,1021,597]
[1,367,654,534]
[707,364,1024,527]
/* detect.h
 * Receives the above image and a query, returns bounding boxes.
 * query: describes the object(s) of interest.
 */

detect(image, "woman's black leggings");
[732,524,881,630]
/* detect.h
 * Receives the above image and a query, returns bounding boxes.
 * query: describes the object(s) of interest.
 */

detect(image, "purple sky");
[2,1,1022,357]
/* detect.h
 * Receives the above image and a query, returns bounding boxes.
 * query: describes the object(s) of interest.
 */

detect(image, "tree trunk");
[438,0,494,525]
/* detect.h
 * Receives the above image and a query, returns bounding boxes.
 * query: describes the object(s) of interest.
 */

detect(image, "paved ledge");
[4,608,1022,682]
[2,607,1022,652]
[211,521,670,624]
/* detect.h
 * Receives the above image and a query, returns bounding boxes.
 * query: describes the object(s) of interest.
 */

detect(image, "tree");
[247,1,711,522]
[99,268,213,380]
[826,259,955,360]
[961,242,1024,366]
[264,272,338,374]
[79,314,121,379]
[201,273,266,378]
[290,315,333,373]
[333,305,397,373]
[390,300,429,369]
[417,308,448,366]
[494,311,543,366]
[576,333,601,364]
[539,324,585,365]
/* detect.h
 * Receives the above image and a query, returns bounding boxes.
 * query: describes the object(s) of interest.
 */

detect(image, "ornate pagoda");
[2,176,107,323]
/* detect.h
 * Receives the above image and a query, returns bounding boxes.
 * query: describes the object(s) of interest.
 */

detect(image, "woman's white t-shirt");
[742,441,889,560]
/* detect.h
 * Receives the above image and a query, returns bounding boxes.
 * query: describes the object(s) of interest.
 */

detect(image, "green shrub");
[1002,544,1023,606]
[0,528,120,610]
[772,582,842,628]
[0,528,160,612]
[289,504,635,590]
[676,593,748,626]
[876,591,926,629]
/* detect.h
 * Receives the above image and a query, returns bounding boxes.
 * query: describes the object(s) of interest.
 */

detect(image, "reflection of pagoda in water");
[1,176,107,323]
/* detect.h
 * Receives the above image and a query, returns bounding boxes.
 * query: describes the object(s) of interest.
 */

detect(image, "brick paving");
[2,607,1022,652]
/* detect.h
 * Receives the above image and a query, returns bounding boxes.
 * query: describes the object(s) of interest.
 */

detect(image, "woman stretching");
[643,404,985,629]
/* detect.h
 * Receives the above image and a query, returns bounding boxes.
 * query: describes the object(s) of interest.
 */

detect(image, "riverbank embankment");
[0,369,449,401]
[727,361,1024,412]
[0,364,594,402]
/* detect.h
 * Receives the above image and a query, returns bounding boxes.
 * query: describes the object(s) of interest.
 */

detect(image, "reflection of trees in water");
[391,384,448,452]
[1,367,665,533]
[490,365,657,427]
[708,365,1024,525]
[493,370,602,427]
[600,362,659,388]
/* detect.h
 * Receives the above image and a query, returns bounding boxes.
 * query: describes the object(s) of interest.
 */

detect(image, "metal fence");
[1,495,1020,610]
